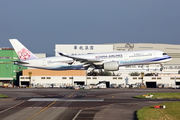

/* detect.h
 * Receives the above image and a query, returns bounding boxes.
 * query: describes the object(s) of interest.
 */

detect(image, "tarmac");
[0,88,179,120]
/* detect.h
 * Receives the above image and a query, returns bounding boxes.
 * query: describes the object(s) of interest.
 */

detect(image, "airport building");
[1,43,180,88]
[19,75,180,88]
[0,48,46,87]
[55,44,114,56]
[0,48,27,86]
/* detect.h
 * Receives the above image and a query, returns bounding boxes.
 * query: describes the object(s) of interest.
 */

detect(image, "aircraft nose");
[167,55,172,61]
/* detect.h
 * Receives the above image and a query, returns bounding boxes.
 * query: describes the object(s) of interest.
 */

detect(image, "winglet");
[59,52,64,56]
[9,39,38,61]
[58,52,69,57]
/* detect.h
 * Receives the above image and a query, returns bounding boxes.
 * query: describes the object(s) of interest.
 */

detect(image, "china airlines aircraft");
[9,39,172,72]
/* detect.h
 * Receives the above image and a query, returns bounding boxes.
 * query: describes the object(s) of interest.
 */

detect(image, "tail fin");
[9,39,38,61]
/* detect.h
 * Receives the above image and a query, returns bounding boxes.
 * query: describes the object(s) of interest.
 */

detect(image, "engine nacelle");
[103,61,119,71]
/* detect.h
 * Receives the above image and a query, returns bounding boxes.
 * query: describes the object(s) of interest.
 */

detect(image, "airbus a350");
[9,39,172,73]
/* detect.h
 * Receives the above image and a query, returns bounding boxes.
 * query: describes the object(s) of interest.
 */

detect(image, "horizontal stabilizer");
[12,61,29,64]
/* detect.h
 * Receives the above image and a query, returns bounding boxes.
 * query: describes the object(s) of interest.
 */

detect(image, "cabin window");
[163,53,167,55]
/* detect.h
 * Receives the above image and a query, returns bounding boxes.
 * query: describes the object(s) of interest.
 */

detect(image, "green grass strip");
[134,92,180,99]
[137,102,180,120]
[0,94,8,98]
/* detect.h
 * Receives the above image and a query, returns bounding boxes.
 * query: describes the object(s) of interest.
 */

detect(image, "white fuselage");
[17,50,172,70]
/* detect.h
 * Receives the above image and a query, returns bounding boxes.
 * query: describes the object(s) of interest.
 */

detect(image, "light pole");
[175,76,176,89]
[72,76,74,86]
[28,72,32,87]
[141,72,144,88]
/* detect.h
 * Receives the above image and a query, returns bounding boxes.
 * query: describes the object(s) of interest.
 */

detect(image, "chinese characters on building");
[74,45,94,50]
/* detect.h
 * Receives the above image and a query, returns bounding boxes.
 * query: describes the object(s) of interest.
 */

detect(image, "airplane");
[9,39,172,73]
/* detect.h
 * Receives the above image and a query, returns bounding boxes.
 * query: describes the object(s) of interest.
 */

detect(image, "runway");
[0,88,179,120]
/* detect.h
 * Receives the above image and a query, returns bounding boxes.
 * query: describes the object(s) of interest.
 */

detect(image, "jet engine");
[103,61,119,71]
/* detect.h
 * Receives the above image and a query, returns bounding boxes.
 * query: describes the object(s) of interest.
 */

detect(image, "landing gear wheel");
[87,73,91,76]
[92,72,97,76]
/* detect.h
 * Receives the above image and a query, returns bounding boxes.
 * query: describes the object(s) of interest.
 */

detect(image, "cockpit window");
[163,53,167,55]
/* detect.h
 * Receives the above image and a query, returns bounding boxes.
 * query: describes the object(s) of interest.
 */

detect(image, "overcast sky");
[0,1,180,55]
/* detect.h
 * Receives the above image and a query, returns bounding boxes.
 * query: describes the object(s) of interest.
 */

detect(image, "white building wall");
[34,53,46,58]
[55,44,113,56]
[20,76,180,88]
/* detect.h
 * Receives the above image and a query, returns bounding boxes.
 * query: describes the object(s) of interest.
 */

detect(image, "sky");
[0,1,180,56]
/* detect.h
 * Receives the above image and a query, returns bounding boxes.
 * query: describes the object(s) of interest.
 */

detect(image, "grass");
[134,92,180,99]
[137,102,180,120]
[0,94,8,98]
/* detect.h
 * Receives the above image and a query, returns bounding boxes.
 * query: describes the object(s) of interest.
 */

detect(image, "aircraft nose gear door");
[160,64,163,71]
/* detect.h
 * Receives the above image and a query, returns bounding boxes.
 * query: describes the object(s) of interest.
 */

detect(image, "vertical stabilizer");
[9,39,38,61]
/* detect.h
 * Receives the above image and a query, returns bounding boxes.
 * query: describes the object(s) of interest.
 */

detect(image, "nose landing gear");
[160,64,163,71]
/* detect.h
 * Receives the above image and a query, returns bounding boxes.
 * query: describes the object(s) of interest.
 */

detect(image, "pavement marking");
[120,103,139,104]
[77,117,103,119]
[28,98,104,101]
[134,90,157,91]
[148,101,161,103]
[72,108,104,120]
[28,98,60,101]
[68,93,74,98]
[0,101,25,114]
[97,93,115,97]
[30,92,46,97]
[26,101,56,120]
[72,109,82,120]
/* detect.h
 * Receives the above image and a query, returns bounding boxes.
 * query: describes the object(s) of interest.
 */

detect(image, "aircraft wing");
[58,52,103,65]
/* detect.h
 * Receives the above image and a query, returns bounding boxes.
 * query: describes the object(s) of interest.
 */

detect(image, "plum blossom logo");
[18,48,31,60]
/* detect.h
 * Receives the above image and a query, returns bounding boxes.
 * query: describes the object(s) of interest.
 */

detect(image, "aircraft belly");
[119,56,171,66]
[45,65,85,70]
